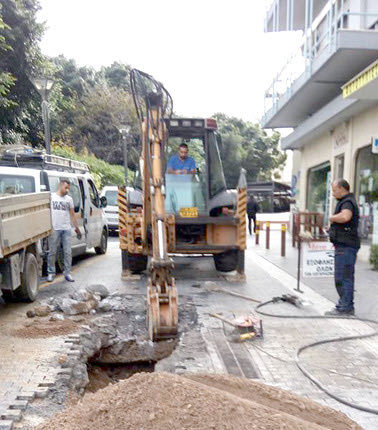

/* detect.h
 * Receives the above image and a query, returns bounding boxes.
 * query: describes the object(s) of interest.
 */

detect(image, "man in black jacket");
[247,195,259,235]
[326,179,360,316]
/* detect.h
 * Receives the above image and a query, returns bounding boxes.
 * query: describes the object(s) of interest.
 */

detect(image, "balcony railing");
[263,4,378,125]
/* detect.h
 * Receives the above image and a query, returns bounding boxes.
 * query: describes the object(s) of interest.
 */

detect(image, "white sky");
[37,0,301,123]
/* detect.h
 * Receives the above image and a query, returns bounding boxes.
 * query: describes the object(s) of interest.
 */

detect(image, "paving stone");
[0,421,13,430]
[34,387,49,399]
[8,400,28,411]
[15,392,34,401]
[1,409,22,422]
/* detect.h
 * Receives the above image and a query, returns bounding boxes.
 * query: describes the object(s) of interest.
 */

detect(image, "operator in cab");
[167,143,195,174]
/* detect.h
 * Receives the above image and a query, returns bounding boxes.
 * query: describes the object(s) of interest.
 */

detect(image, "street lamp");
[118,124,130,187]
[31,77,54,155]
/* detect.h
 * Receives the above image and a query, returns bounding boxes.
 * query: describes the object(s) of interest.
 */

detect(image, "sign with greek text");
[302,241,334,278]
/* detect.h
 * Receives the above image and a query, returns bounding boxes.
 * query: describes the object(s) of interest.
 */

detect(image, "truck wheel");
[126,252,148,274]
[213,250,239,272]
[95,229,108,255]
[17,252,39,302]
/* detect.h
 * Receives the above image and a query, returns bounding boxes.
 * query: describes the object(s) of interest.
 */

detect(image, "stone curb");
[0,314,119,428]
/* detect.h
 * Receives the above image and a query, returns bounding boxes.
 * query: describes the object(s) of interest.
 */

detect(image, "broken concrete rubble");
[86,284,110,299]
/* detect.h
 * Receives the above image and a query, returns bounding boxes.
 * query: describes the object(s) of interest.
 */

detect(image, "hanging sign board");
[302,241,334,278]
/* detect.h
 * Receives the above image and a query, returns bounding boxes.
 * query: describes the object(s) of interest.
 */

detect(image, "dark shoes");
[324,308,355,316]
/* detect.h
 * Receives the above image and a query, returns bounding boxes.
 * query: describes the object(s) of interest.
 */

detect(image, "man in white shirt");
[47,178,81,282]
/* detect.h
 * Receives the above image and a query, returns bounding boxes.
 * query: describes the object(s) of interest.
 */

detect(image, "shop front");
[355,145,378,244]
[306,162,331,224]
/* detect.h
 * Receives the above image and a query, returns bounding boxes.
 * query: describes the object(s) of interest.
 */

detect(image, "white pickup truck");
[0,192,52,302]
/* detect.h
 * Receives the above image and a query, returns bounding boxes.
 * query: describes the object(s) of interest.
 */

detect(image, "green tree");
[68,83,139,165]
[213,113,285,187]
[102,62,132,93]
[0,6,16,110]
[0,0,45,144]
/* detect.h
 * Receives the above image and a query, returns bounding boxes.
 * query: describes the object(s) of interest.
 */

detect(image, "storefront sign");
[302,241,334,278]
[343,61,378,98]
[372,137,378,154]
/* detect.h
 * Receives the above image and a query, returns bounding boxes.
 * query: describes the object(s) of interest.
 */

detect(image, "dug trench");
[12,284,364,430]
[16,293,198,429]
[84,299,198,394]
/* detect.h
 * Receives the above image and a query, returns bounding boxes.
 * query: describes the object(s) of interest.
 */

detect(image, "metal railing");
[262,4,378,124]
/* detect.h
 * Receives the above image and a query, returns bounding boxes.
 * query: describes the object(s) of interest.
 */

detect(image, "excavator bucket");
[147,279,178,341]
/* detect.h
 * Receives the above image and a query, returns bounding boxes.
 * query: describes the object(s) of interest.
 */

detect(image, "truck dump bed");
[0,192,52,258]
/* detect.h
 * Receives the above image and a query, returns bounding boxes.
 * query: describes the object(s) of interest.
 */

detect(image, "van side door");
[86,178,102,248]
[78,177,88,244]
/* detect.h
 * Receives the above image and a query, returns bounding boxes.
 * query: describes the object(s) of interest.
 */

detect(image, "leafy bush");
[370,244,378,270]
[52,143,130,190]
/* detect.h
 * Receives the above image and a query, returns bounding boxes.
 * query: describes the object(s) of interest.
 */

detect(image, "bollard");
[281,224,286,257]
[265,221,270,249]
[255,221,260,245]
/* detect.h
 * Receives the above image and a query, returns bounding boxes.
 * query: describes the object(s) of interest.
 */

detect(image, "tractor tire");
[95,229,108,255]
[213,249,240,272]
[125,252,148,274]
[16,252,39,302]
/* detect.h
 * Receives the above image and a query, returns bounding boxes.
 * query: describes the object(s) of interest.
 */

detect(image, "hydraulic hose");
[255,299,378,415]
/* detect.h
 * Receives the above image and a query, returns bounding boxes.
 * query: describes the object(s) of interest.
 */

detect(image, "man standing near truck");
[47,178,81,282]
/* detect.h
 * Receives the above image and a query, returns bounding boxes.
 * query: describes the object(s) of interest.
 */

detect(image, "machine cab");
[164,118,231,217]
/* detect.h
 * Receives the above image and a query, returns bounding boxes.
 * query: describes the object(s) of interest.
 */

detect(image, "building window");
[334,154,344,179]
[355,145,378,242]
[306,162,331,215]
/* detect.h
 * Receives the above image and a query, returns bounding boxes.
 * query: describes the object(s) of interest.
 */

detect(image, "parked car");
[101,186,119,234]
[100,186,141,235]
[0,148,109,261]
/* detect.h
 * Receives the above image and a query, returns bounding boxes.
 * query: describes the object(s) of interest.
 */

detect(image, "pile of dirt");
[37,372,362,430]
[12,319,80,338]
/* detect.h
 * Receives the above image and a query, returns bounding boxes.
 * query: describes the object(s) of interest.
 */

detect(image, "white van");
[101,185,119,233]
[0,150,108,260]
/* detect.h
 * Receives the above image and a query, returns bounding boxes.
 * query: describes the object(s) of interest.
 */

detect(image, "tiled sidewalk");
[197,245,378,430]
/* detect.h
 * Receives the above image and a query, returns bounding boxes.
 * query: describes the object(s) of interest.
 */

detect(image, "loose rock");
[86,284,110,299]
[33,305,52,317]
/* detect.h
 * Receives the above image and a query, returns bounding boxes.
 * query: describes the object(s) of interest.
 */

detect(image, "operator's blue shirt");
[167,154,195,172]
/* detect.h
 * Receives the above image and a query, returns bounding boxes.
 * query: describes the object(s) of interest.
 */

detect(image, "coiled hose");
[255,298,378,415]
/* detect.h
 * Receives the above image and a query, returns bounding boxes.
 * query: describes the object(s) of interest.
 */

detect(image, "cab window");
[0,174,35,195]
[165,137,206,214]
[87,179,100,207]
[208,132,226,197]
[104,190,118,206]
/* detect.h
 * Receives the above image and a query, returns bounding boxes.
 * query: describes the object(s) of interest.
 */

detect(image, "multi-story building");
[263,0,378,257]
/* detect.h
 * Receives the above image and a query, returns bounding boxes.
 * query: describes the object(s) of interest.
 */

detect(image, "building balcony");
[281,59,378,150]
[262,2,378,128]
